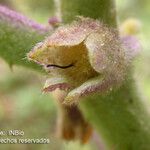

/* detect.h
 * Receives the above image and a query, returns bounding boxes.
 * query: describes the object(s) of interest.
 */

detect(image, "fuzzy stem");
[0,5,48,71]
[61,0,150,149]
[80,75,150,149]
[61,0,117,27]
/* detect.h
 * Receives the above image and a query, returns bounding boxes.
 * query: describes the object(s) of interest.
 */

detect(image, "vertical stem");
[61,0,117,27]
[54,0,62,20]
[80,77,150,149]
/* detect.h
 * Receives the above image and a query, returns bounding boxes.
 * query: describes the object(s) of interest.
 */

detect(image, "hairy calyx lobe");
[28,17,135,104]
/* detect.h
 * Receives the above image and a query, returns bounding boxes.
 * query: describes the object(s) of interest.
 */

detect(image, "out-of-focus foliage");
[11,0,55,23]
[117,0,150,103]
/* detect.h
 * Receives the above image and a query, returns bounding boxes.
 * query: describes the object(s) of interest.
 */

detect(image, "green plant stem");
[0,23,44,71]
[61,0,117,27]
[61,0,150,149]
[80,75,150,149]
[0,5,48,71]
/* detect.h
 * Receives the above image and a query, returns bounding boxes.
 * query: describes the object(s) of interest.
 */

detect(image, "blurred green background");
[0,0,150,149]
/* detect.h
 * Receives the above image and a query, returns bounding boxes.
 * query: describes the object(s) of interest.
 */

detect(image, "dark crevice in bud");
[46,63,74,69]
